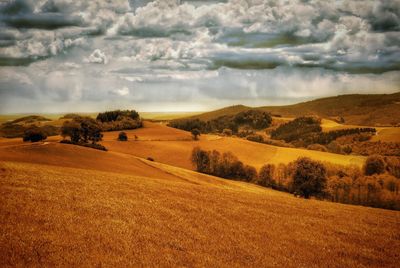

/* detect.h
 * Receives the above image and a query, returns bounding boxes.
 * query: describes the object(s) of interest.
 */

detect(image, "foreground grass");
[1,160,399,267]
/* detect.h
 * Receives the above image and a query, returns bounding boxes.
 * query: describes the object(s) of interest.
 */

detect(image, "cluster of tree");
[268,156,400,210]
[100,117,143,132]
[233,110,272,129]
[346,141,400,156]
[22,126,48,142]
[60,113,84,120]
[270,117,322,143]
[60,117,105,150]
[169,110,272,135]
[310,128,376,145]
[96,110,140,122]
[191,147,257,181]
[270,117,377,151]
[191,147,400,210]
[246,134,264,143]
[96,110,142,132]
[168,119,207,133]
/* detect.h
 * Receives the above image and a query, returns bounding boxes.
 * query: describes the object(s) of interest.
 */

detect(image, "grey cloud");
[0,0,399,113]
[2,13,83,30]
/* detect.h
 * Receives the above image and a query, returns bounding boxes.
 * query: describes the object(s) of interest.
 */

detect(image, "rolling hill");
[1,133,399,266]
[100,122,366,170]
[186,92,400,126]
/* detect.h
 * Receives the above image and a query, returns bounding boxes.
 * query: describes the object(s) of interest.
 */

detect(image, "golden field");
[1,121,400,266]
[1,151,399,266]
[99,122,366,170]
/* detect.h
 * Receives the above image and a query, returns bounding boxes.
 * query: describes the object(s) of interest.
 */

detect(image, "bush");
[364,155,385,176]
[307,144,328,152]
[22,126,47,142]
[326,141,342,154]
[222,128,232,136]
[292,157,327,198]
[118,131,128,141]
[246,134,264,143]
[263,139,294,148]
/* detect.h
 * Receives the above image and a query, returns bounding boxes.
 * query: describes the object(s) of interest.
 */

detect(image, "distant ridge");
[185,92,400,126]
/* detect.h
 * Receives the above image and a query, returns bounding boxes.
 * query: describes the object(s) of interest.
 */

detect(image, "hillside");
[1,138,399,266]
[100,122,366,170]
[186,92,400,126]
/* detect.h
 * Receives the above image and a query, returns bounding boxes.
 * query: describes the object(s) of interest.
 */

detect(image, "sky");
[0,0,399,113]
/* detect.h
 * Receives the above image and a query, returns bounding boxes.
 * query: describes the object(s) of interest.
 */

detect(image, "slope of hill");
[186,105,251,121]
[100,122,365,170]
[1,156,399,266]
[1,120,400,266]
[186,92,400,126]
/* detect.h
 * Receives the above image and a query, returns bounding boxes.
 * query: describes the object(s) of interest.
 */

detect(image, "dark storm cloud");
[2,13,82,30]
[0,0,83,29]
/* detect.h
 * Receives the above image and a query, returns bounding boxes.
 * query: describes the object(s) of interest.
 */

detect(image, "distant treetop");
[96,110,140,123]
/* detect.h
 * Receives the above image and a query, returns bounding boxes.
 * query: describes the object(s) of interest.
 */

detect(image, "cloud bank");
[0,0,399,113]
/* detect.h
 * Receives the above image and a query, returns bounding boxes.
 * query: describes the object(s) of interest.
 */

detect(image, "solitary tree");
[191,128,201,140]
[364,155,385,176]
[292,157,327,198]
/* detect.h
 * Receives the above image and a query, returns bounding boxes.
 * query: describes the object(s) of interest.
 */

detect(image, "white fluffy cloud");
[0,0,399,113]
[110,86,130,96]
[84,49,108,64]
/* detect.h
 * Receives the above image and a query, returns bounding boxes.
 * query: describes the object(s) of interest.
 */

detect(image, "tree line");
[191,147,400,210]
[169,110,272,134]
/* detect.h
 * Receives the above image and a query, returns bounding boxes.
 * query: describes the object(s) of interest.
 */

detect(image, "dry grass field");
[320,119,400,143]
[101,122,366,170]
[1,153,400,266]
[141,112,202,121]
[1,120,399,267]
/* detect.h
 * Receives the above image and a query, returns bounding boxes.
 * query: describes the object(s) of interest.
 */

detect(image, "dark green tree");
[364,155,385,176]
[292,157,327,198]
[191,128,201,140]
[22,126,47,142]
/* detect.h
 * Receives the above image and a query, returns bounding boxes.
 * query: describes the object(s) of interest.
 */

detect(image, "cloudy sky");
[0,0,399,113]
